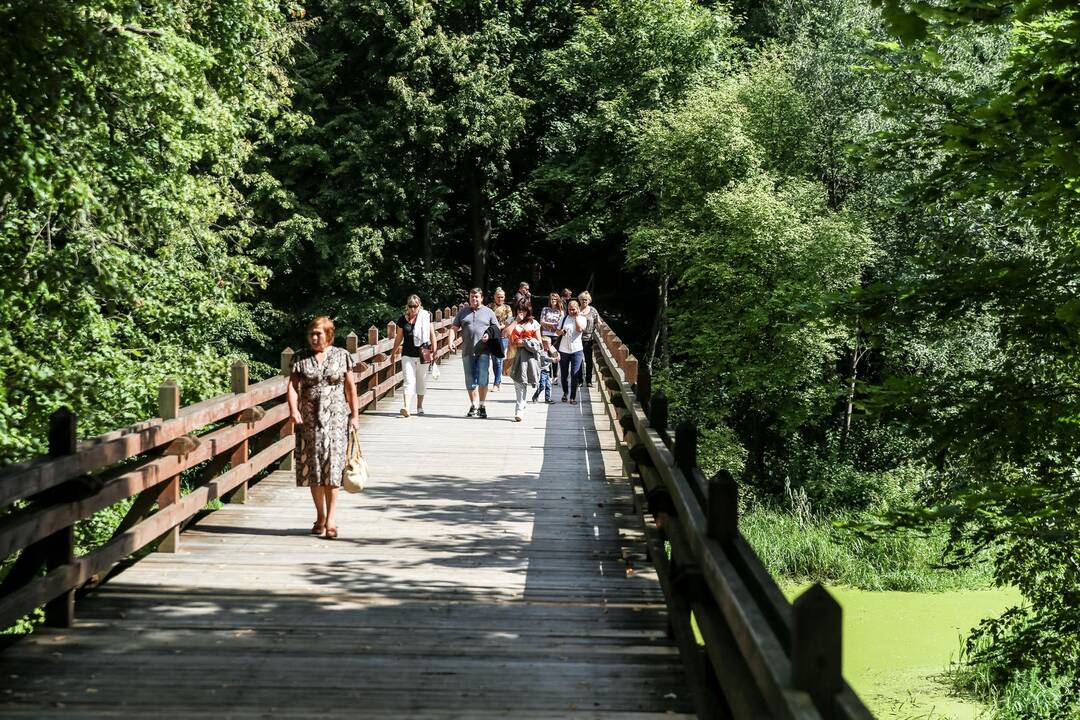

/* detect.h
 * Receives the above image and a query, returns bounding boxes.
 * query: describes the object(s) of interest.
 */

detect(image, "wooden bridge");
[0,307,873,719]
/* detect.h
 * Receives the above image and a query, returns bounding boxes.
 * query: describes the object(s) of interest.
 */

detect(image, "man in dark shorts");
[452,288,499,418]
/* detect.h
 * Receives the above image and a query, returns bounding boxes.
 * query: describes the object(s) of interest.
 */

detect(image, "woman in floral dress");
[286,316,359,538]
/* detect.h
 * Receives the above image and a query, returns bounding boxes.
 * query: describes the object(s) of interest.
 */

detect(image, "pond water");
[787,585,1021,719]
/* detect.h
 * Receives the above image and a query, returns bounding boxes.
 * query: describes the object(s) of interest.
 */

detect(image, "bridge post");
[279,348,294,470]
[280,347,294,376]
[636,366,651,414]
[617,345,630,377]
[442,307,451,353]
[157,380,182,553]
[434,310,444,359]
[649,390,668,435]
[674,421,696,476]
[43,407,76,627]
[793,583,843,718]
[345,333,360,416]
[367,326,380,410]
[674,421,708,505]
[228,361,250,504]
[706,470,738,541]
[386,321,398,398]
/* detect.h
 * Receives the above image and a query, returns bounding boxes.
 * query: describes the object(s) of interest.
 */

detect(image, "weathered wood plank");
[0,435,293,629]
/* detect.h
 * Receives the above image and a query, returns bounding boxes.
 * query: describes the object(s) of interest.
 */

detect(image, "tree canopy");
[4,0,1080,712]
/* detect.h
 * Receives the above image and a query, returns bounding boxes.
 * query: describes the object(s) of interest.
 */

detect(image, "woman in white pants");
[392,295,437,417]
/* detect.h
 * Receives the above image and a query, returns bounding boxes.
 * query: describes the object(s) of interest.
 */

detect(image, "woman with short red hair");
[287,316,359,538]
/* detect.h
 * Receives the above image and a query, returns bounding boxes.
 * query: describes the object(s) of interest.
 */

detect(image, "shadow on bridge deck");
[0,359,692,718]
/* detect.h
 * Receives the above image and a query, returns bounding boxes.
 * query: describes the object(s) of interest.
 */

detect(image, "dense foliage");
[4,0,1079,713]
[0,1,301,460]
[858,0,1080,712]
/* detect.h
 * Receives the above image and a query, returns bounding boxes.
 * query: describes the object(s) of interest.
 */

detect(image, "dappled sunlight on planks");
[0,359,691,717]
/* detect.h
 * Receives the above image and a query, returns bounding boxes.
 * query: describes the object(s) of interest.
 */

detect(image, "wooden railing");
[591,318,874,720]
[0,305,463,631]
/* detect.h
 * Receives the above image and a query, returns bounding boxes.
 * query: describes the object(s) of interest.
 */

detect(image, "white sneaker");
[399,407,409,417]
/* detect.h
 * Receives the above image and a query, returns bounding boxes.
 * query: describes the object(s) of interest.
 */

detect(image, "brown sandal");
[325,526,338,539]
[311,521,326,535]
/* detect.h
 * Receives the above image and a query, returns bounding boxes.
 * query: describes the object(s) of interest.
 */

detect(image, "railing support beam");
[43,407,77,628]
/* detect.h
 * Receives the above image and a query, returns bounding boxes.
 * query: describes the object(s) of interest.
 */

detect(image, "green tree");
[253,0,532,341]
[626,69,873,490]
[0,1,301,461]
[858,0,1080,707]
[534,0,738,363]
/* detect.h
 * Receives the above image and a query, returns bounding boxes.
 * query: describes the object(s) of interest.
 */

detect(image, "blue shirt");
[453,305,499,358]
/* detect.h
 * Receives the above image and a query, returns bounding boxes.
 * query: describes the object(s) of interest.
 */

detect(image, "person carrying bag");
[392,294,437,417]
[343,431,368,493]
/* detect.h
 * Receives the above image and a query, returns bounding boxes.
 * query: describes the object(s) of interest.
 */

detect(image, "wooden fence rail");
[591,318,874,720]
[0,306,463,632]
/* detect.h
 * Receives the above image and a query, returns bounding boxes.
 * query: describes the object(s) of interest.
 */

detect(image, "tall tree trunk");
[644,268,669,372]
[839,323,865,456]
[467,163,491,289]
[742,410,768,485]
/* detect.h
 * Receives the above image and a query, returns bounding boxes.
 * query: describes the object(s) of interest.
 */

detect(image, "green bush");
[948,632,1076,720]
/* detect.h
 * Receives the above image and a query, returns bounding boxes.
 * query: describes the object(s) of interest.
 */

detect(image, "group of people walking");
[285,283,601,537]
[451,284,600,422]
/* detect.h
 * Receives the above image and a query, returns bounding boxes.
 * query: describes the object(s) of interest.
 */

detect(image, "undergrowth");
[946,632,1078,720]
[741,506,993,592]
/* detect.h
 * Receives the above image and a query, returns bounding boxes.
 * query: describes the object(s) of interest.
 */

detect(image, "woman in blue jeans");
[490,287,512,390]
[556,300,588,404]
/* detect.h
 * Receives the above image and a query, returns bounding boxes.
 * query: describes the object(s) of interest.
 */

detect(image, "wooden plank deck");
[0,359,692,718]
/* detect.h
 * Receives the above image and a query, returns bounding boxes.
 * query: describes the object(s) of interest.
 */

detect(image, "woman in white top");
[556,300,587,404]
[391,294,437,417]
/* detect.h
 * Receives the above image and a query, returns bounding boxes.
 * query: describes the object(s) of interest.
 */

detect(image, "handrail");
[591,316,874,720]
[0,305,464,631]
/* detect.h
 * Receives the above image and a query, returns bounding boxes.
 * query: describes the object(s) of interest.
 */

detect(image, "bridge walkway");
[0,359,692,718]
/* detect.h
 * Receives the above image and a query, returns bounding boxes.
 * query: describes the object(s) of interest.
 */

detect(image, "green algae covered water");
[787,585,1022,719]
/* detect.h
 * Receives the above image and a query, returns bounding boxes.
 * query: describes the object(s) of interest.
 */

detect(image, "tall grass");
[741,507,993,592]
[946,633,1075,720]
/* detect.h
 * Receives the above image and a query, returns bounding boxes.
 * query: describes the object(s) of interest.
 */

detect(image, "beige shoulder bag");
[343,431,368,493]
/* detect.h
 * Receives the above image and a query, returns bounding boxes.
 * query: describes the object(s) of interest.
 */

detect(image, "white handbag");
[343,431,367,493]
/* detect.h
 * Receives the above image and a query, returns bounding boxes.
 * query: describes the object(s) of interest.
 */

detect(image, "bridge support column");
[387,322,397,398]
[367,327,380,410]
[793,583,843,718]
[157,380,181,553]
[227,361,250,504]
[43,407,76,627]
[279,348,294,471]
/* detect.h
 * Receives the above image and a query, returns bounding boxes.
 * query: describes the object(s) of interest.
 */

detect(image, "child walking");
[531,337,559,403]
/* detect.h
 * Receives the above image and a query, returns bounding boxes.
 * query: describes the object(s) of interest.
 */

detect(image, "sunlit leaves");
[0,1,298,461]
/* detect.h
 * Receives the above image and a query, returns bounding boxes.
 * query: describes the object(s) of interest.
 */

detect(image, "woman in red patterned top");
[503,298,542,422]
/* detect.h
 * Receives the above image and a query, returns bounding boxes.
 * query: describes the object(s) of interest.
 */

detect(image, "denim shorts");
[462,353,491,390]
